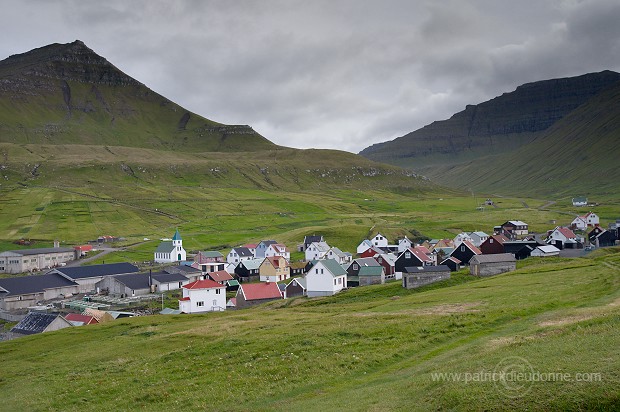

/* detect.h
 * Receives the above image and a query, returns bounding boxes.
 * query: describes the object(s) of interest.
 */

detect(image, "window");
[461,246,465,252]
[197,301,204,307]
[353,264,358,270]
[489,239,493,243]
[405,252,411,259]
[338,278,342,284]
[334,279,337,286]
[320,269,324,274]
[216,289,221,295]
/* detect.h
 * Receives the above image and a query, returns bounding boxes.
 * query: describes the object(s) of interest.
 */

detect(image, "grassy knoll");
[1,249,619,410]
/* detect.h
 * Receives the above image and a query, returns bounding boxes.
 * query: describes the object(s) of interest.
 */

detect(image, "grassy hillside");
[1,249,619,410]
[420,80,620,197]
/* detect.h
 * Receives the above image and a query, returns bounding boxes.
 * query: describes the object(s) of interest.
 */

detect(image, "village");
[1,205,619,341]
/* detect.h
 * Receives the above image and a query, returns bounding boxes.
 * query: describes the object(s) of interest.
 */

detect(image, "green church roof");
[172,229,182,241]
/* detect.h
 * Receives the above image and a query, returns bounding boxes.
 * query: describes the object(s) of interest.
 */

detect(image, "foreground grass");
[1,249,619,411]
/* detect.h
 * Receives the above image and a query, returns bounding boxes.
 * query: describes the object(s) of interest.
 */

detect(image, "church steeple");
[173,229,182,248]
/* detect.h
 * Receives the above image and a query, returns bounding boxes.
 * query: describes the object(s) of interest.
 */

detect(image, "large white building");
[0,247,77,274]
[154,229,186,263]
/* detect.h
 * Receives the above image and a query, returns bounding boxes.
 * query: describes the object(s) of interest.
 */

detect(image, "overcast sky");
[1,0,619,153]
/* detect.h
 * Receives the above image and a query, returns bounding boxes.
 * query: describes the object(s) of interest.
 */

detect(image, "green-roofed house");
[306,259,348,297]
[154,229,186,263]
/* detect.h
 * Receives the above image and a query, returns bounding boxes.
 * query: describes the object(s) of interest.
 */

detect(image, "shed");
[440,257,461,272]
[402,265,451,289]
[10,312,73,336]
[469,254,516,277]
[530,245,561,257]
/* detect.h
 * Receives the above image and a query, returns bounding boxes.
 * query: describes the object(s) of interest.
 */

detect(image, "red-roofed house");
[265,243,290,260]
[395,246,435,273]
[64,313,99,326]
[178,279,226,313]
[236,282,283,308]
[259,256,290,282]
[547,226,579,249]
[571,212,599,230]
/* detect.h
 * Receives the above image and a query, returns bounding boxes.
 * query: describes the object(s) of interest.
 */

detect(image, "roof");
[0,247,75,257]
[352,257,381,267]
[304,235,323,245]
[470,253,516,264]
[179,296,191,301]
[172,229,182,241]
[231,247,254,257]
[0,273,78,297]
[263,256,288,268]
[556,227,577,239]
[460,241,482,255]
[54,262,140,280]
[152,271,188,283]
[287,277,307,289]
[441,257,462,264]
[358,266,384,276]
[194,251,224,263]
[376,253,398,265]
[64,313,98,325]
[258,240,278,247]
[308,241,330,252]
[289,261,308,270]
[165,265,201,275]
[239,282,282,301]
[155,241,175,254]
[208,270,234,282]
[405,265,451,273]
[535,245,561,253]
[269,244,289,253]
[111,273,153,290]
[407,247,433,263]
[183,279,225,290]
[160,308,182,315]
[487,234,509,244]
[316,259,347,277]
[227,279,240,287]
[11,313,71,335]
[572,196,588,202]
[227,297,237,307]
[506,220,528,227]
[277,283,286,292]
[239,258,263,270]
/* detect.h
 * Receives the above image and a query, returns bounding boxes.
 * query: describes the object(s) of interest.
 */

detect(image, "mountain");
[0,40,275,151]
[359,71,620,194]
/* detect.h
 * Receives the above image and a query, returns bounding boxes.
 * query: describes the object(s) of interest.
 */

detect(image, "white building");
[397,237,412,253]
[265,243,290,260]
[356,239,373,254]
[226,247,254,264]
[305,241,331,261]
[469,232,489,247]
[306,259,348,297]
[154,229,186,263]
[371,233,388,248]
[531,245,561,257]
[0,247,77,274]
[178,279,226,313]
[453,233,474,247]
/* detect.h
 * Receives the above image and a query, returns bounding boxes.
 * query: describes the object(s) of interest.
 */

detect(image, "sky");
[1,0,619,153]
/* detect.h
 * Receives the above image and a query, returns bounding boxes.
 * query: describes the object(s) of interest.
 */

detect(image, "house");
[243,244,257,257]
[289,261,308,277]
[479,234,509,255]
[167,264,203,283]
[10,312,73,337]
[449,241,481,265]
[301,235,324,252]
[371,233,389,248]
[265,243,290,260]
[571,215,588,231]
[583,212,599,227]
[285,278,307,299]
[306,259,348,297]
[589,229,617,248]
[233,258,263,281]
[503,241,538,260]
[324,247,352,265]
[64,313,99,326]
[226,279,240,292]
[95,272,188,297]
[440,257,461,272]
[235,282,283,308]
[547,226,579,249]
[178,279,226,313]
[193,251,226,273]
[226,247,255,264]
[305,241,330,261]
[154,229,186,263]
[256,240,278,258]
[469,254,516,277]
[359,246,385,258]
[530,245,561,257]
[49,262,140,294]
[0,247,77,274]
[374,253,398,278]
[402,265,451,289]
[205,270,234,285]
[0,273,79,311]
[356,239,374,255]
[453,233,474,247]
[395,246,435,274]
[150,271,191,292]
[501,221,529,237]
[397,236,413,253]
[572,196,588,207]
[469,231,489,247]
[259,256,291,282]
[346,258,384,286]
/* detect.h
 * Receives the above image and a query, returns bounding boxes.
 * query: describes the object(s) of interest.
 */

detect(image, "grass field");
[1,249,618,411]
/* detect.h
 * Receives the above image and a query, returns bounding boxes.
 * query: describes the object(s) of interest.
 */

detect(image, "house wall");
[259,260,290,282]
[74,277,104,294]
[180,287,225,313]
[306,262,346,297]
[402,271,450,289]
[285,282,305,298]
[155,280,188,292]
[44,316,73,333]
[470,262,516,277]
[358,274,384,286]
[480,239,504,254]
[0,250,77,274]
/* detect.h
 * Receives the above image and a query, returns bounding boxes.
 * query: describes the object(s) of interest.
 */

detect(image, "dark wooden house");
[480,234,509,255]
[448,241,481,265]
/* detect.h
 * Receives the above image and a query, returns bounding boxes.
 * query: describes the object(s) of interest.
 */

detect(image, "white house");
[324,247,352,265]
[178,279,226,313]
[265,243,290,260]
[305,241,330,261]
[154,229,186,263]
[226,247,254,264]
[572,212,599,230]
[453,233,474,247]
[584,212,599,227]
[469,231,489,247]
[571,216,588,231]
[531,245,561,257]
[371,233,388,248]
[306,259,347,297]
[397,236,412,253]
[356,239,373,255]
[572,197,588,207]
[547,226,579,247]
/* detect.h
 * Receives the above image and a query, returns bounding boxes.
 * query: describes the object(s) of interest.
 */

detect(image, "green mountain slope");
[0,40,275,151]
[420,80,620,196]
[1,250,619,410]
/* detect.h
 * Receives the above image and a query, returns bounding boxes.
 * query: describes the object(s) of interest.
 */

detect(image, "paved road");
[64,246,117,267]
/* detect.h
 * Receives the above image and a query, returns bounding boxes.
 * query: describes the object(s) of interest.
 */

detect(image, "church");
[154,229,186,263]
